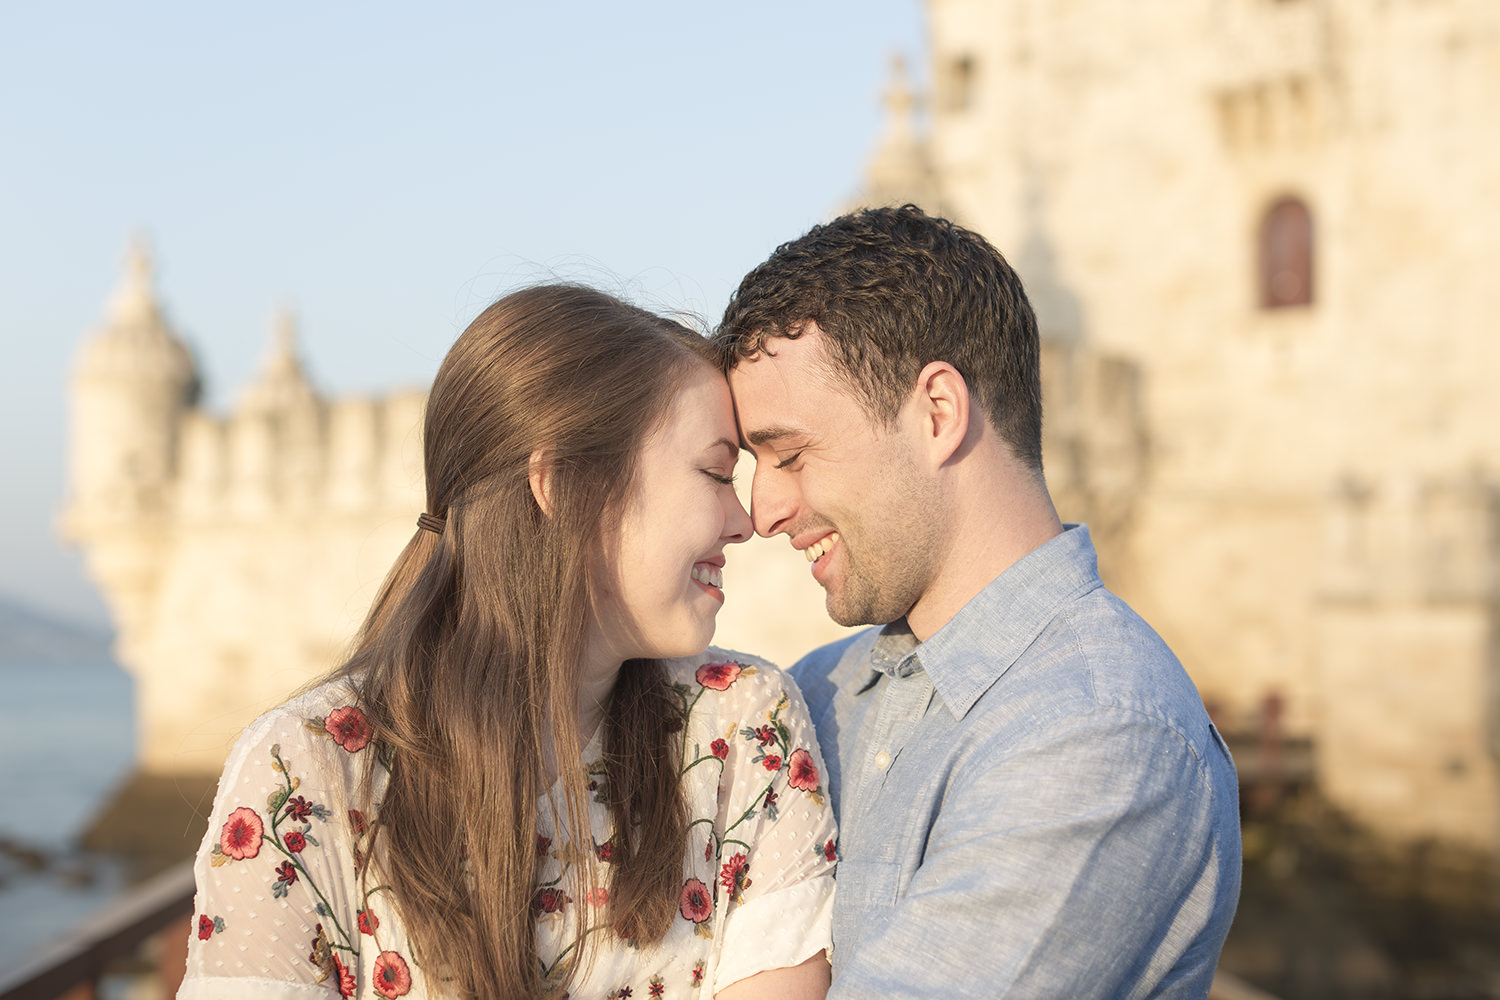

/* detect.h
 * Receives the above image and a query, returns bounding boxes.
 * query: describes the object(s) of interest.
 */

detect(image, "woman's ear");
[528,448,554,516]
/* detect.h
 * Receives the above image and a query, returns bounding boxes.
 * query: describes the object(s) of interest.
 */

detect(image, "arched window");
[1259,196,1314,308]
[942,55,977,112]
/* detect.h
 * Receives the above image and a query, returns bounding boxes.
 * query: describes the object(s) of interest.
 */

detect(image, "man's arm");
[829,708,1232,1000]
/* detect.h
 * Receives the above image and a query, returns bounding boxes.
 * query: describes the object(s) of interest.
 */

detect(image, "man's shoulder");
[789,628,879,715]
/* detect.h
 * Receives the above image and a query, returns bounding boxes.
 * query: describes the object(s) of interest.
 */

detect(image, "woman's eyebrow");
[705,437,739,461]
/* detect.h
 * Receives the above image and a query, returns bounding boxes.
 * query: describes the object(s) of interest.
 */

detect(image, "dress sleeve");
[709,666,837,992]
[178,701,370,1000]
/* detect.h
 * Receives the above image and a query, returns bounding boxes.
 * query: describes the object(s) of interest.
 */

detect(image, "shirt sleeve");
[710,666,837,992]
[178,703,369,1000]
[827,708,1228,1000]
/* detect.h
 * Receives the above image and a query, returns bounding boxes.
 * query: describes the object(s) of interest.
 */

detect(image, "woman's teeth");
[692,565,723,589]
[804,532,840,562]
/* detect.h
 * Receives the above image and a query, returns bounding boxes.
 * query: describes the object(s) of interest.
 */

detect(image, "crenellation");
[326,397,384,513]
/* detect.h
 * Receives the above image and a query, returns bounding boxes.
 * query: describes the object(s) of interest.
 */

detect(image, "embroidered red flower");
[787,748,819,791]
[691,960,705,985]
[284,830,307,853]
[695,661,741,691]
[763,789,778,809]
[373,950,413,997]
[649,975,665,997]
[762,754,782,772]
[823,838,837,862]
[197,914,215,940]
[753,724,777,746]
[276,860,298,884]
[533,887,571,914]
[595,838,616,862]
[348,809,366,834]
[719,852,752,902]
[219,807,263,860]
[679,877,712,923]
[325,705,373,752]
[283,795,313,821]
[704,838,714,861]
[358,908,379,934]
[710,739,728,759]
[588,886,610,907]
[333,954,357,997]
[536,833,552,858]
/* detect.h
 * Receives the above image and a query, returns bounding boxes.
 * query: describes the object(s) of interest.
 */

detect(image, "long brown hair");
[341,285,709,997]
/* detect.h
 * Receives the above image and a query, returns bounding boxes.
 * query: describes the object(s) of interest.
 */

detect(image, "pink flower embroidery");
[358,908,379,935]
[325,705,373,752]
[695,662,742,691]
[588,886,610,907]
[679,877,712,923]
[533,887,571,914]
[373,951,413,997]
[710,739,728,759]
[719,852,752,903]
[788,748,819,791]
[333,954,357,997]
[219,807,263,860]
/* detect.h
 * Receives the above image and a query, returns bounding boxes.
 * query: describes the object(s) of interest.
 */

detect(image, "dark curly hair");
[715,204,1044,472]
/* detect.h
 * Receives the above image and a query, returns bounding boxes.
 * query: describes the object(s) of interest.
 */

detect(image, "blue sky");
[0,2,925,626]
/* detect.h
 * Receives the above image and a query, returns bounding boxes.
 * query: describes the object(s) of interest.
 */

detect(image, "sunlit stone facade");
[854,0,1500,850]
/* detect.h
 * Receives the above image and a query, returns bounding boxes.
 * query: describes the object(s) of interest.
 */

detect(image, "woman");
[179,286,836,999]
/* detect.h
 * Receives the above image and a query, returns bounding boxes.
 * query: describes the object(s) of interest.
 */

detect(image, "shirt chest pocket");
[830,857,901,958]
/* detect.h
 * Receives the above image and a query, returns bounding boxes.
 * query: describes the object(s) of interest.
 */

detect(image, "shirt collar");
[866,524,1104,718]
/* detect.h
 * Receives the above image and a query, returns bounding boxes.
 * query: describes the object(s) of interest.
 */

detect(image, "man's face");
[728,325,945,627]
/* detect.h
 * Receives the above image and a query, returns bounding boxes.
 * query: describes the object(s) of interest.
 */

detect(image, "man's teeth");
[804,532,840,563]
[692,565,723,589]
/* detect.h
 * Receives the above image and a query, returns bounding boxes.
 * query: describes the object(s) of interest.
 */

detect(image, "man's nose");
[750,467,796,538]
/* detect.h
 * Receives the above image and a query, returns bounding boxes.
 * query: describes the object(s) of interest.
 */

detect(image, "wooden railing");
[0,861,195,1000]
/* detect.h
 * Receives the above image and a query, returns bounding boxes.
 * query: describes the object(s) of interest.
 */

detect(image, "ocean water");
[0,660,135,967]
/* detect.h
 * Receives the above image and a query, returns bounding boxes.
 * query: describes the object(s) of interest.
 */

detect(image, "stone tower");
[855,0,1500,850]
[62,248,855,775]
[63,242,200,671]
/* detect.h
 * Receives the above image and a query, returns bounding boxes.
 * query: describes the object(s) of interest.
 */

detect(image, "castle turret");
[851,54,946,213]
[64,240,199,525]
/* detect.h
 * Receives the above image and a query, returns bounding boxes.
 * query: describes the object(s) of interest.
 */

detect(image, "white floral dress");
[178,649,837,999]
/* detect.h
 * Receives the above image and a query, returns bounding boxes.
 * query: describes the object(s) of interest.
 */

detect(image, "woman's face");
[589,364,752,667]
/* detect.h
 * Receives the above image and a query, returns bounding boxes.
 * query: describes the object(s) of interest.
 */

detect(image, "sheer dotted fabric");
[178,649,836,999]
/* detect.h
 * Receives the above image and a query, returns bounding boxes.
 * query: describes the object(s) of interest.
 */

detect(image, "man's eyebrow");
[744,425,804,448]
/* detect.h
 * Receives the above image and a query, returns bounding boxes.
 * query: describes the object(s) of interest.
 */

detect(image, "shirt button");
[874,750,892,770]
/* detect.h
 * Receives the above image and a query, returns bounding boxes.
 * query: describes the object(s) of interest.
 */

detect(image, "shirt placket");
[847,654,936,852]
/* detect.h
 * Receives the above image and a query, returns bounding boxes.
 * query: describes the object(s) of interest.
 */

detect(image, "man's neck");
[906,448,1064,642]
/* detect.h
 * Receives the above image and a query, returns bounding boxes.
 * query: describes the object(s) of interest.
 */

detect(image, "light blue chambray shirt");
[793,525,1241,999]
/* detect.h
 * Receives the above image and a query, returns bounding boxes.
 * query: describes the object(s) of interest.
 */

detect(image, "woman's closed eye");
[705,470,737,486]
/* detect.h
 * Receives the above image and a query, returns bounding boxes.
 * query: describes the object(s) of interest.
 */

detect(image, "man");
[714,205,1240,998]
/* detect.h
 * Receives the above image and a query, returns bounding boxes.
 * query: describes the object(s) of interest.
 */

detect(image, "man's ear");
[528,448,555,516]
[913,361,971,465]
